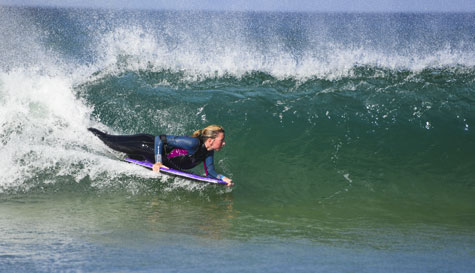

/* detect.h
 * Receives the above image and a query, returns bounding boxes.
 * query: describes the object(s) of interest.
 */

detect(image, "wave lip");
[2,7,474,79]
[95,24,475,81]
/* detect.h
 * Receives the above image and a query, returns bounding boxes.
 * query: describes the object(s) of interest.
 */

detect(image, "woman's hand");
[222,177,234,187]
[152,162,169,173]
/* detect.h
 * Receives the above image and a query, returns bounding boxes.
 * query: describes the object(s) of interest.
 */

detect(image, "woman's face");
[208,132,226,151]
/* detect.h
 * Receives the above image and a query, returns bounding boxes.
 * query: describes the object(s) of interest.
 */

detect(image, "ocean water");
[1,6,475,272]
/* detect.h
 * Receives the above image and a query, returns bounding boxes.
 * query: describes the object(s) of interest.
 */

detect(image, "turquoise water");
[1,6,474,272]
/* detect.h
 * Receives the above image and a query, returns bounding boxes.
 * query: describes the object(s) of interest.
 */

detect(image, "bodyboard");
[124,158,227,185]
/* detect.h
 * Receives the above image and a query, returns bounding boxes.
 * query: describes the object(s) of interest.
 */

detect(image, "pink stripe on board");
[204,162,209,176]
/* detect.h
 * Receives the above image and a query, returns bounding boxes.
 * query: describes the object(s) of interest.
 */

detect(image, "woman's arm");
[204,152,233,186]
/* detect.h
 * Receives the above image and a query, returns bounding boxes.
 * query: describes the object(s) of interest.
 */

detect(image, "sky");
[1,0,475,12]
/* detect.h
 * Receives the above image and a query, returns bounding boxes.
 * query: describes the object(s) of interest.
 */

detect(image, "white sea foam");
[0,68,166,193]
[92,22,475,81]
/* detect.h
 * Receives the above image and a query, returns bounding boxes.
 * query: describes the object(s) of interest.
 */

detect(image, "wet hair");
[192,125,225,140]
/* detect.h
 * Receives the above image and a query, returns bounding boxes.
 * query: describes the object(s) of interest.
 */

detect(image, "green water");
[2,190,474,272]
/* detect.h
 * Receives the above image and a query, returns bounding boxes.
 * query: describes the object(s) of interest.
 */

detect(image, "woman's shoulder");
[167,135,200,146]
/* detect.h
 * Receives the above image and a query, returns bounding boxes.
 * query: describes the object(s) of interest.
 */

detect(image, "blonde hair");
[192,125,225,139]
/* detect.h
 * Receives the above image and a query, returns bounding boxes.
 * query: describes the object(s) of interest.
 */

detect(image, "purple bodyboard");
[124,158,227,185]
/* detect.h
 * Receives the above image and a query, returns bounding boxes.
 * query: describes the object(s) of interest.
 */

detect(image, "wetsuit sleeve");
[154,135,200,163]
[204,151,225,180]
[154,136,163,163]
